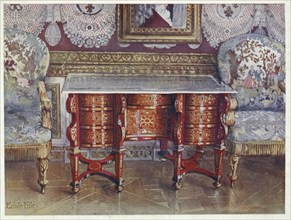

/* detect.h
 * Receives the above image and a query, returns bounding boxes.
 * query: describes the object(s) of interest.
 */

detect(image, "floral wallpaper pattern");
[60,4,116,48]
[4,4,47,35]
[202,4,285,48]
[3,4,286,49]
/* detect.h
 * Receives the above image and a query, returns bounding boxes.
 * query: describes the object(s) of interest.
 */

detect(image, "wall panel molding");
[46,83,61,139]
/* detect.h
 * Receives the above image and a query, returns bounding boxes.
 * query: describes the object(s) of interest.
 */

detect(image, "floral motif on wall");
[266,4,285,44]
[59,4,116,48]
[202,4,256,48]
[202,4,285,48]
[4,4,47,35]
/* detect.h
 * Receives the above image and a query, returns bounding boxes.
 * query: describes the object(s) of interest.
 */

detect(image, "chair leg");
[36,157,49,194]
[229,154,240,188]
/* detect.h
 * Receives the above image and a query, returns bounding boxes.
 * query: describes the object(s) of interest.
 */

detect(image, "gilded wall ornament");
[48,51,217,77]
[118,4,201,44]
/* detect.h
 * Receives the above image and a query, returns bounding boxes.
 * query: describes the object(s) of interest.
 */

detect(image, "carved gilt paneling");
[48,51,217,77]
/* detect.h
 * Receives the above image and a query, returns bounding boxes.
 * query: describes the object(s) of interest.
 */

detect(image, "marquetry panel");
[125,94,172,139]
[126,109,169,137]
[78,94,114,148]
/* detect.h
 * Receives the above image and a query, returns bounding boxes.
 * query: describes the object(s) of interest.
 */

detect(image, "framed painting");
[117,4,201,44]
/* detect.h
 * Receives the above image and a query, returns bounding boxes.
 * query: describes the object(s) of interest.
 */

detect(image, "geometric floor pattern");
[4,156,286,218]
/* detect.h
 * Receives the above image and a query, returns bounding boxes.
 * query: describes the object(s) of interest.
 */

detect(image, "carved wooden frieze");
[48,51,217,77]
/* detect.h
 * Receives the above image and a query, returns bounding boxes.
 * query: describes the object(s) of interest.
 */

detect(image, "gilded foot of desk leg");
[213,176,222,188]
[70,182,81,193]
[171,179,182,190]
[72,187,80,193]
[175,180,182,190]
[158,151,169,161]
[115,185,124,192]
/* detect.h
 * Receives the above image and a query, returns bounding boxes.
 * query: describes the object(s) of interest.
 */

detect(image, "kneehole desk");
[62,74,236,192]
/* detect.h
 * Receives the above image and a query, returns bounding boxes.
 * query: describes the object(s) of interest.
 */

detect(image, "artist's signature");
[6,200,48,210]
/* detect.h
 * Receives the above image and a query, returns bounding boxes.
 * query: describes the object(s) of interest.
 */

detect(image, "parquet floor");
[3,155,287,219]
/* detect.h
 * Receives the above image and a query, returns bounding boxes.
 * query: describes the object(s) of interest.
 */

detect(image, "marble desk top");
[62,74,236,94]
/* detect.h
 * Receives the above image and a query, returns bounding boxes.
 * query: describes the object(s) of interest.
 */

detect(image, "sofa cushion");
[227,110,285,143]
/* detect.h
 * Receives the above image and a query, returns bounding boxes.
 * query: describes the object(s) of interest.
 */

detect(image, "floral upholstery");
[217,33,285,143]
[4,28,51,145]
[4,28,52,193]
[228,111,285,143]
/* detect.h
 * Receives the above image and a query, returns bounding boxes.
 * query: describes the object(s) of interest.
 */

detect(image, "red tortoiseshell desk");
[62,74,236,192]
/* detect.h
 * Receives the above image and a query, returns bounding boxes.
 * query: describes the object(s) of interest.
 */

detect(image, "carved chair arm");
[278,82,286,94]
[38,81,52,129]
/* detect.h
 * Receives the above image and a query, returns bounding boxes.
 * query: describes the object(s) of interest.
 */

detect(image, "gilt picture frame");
[117,4,201,44]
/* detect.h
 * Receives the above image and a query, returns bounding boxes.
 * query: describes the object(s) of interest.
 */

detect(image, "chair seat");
[5,110,51,145]
[227,110,285,143]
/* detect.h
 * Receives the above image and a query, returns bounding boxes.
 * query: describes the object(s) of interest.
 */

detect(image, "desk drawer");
[186,94,219,107]
[127,94,172,106]
[79,109,113,126]
[125,108,170,139]
[184,125,217,145]
[184,94,220,145]
[79,94,113,107]
[80,127,114,148]
[185,108,218,124]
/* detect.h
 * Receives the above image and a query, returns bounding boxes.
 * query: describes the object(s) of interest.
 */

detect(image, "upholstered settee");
[217,33,285,187]
[4,28,52,193]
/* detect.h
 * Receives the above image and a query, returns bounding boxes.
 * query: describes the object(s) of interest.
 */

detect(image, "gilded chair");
[4,28,52,193]
[217,33,285,187]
